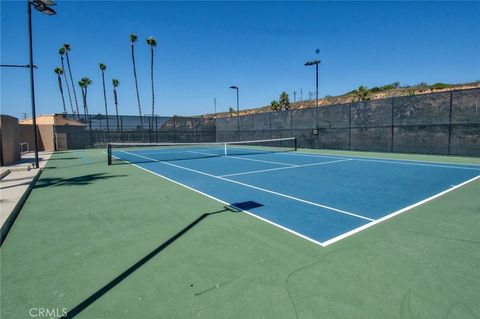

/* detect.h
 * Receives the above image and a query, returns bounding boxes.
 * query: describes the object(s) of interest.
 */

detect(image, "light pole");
[229,86,239,132]
[28,0,56,169]
[305,60,321,128]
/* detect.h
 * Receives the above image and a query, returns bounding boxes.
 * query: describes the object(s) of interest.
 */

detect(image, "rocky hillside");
[211,81,480,118]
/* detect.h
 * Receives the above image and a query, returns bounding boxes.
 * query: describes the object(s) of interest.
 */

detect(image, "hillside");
[212,81,480,118]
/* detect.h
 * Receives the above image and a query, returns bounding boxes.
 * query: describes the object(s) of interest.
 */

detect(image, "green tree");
[130,33,143,128]
[112,79,120,131]
[279,91,290,110]
[99,63,110,133]
[54,67,67,113]
[270,100,281,111]
[352,85,370,102]
[146,36,157,131]
[63,44,80,116]
[229,107,235,117]
[58,47,75,115]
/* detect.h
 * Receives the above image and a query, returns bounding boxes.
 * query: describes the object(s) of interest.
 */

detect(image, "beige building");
[19,114,87,151]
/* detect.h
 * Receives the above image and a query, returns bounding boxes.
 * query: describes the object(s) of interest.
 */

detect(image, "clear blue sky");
[1,1,479,119]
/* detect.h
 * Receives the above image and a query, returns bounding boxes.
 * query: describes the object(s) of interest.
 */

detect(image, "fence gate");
[55,133,68,150]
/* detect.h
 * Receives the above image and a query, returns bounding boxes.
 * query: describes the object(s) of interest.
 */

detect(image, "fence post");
[447,91,453,155]
[348,103,352,150]
[252,114,255,140]
[89,114,93,148]
[173,116,176,143]
[250,114,254,140]
[269,112,272,139]
[120,116,124,143]
[195,118,198,143]
[155,116,158,143]
[391,98,395,152]
[224,116,227,142]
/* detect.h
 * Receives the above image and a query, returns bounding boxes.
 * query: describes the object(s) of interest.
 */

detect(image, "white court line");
[122,151,373,221]
[280,152,480,171]
[186,150,223,157]
[187,150,294,166]
[321,174,480,246]
[109,152,326,247]
[227,155,296,166]
[187,150,297,166]
[220,159,353,177]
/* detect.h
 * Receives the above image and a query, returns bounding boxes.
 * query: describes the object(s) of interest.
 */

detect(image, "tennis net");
[107,137,297,165]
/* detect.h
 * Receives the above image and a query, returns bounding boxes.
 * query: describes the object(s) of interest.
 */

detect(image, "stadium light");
[304,60,321,108]
[28,0,56,169]
[305,60,321,132]
[229,86,240,132]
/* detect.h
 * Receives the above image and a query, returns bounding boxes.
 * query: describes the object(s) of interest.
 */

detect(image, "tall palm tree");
[130,33,143,129]
[54,67,67,113]
[63,44,80,117]
[79,77,93,147]
[78,77,92,125]
[99,63,110,133]
[146,36,157,131]
[59,47,75,115]
[112,79,120,131]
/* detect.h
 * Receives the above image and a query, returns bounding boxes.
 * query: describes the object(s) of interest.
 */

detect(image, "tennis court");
[109,138,480,246]
[2,146,480,318]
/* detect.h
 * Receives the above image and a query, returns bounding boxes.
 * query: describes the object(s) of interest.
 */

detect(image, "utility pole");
[300,89,303,101]
[214,97,217,115]
[293,91,296,102]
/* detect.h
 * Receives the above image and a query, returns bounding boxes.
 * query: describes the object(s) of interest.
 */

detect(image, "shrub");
[430,83,450,90]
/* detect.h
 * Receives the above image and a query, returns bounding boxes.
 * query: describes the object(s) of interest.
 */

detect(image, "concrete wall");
[0,115,21,166]
[19,124,55,152]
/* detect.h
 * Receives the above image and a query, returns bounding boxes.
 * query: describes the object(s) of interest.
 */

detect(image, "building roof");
[19,114,86,126]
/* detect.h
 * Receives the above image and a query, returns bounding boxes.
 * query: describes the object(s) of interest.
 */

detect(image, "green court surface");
[1,149,479,318]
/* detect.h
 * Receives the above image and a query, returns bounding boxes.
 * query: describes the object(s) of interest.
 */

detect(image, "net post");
[294,137,297,151]
[107,143,112,165]
[224,142,227,155]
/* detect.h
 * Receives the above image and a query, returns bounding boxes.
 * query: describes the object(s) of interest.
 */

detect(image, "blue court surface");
[111,146,480,246]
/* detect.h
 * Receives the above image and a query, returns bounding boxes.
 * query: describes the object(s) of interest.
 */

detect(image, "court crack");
[285,245,362,319]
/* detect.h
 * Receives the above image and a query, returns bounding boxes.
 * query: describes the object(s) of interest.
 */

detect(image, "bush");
[430,83,450,90]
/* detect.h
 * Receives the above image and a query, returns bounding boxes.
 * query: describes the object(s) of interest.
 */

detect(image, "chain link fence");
[57,89,479,156]
[60,114,216,149]
[216,88,480,156]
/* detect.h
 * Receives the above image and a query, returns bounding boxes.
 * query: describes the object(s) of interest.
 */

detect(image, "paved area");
[1,149,479,319]
[0,152,51,241]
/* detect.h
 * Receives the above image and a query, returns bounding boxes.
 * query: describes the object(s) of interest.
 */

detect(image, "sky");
[1,1,479,119]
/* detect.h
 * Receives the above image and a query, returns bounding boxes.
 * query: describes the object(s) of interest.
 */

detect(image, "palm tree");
[63,44,80,117]
[130,33,143,129]
[99,63,110,133]
[78,77,92,125]
[79,77,93,147]
[54,67,67,113]
[112,79,120,131]
[59,47,75,115]
[146,36,157,131]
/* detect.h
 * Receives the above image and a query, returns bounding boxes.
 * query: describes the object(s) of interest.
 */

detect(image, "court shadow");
[34,173,127,189]
[229,201,263,211]
[61,205,237,318]
[47,157,81,161]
